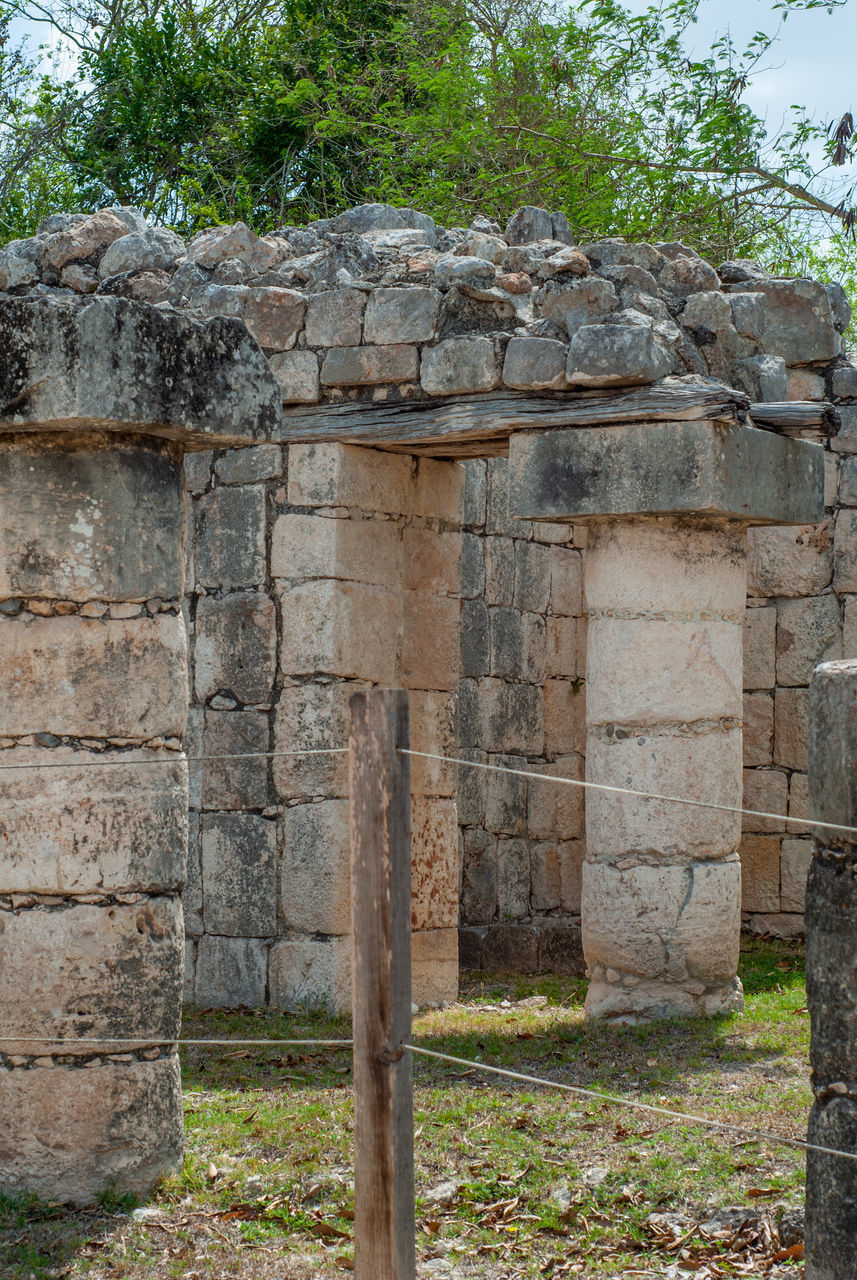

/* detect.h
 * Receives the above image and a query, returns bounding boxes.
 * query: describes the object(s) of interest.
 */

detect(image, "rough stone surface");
[749,278,838,364]
[364,287,440,345]
[502,336,568,390]
[195,935,269,1006]
[0,296,281,448]
[0,1057,183,1206]
[421,337,500,395]
[320,344,418,386]
[565,324,673,387]
[194,591,277,704]
[201,813,277,936]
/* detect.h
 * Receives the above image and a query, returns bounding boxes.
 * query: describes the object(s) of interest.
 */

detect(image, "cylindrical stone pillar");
[0,293,281,1204]
[508,417,825,1022]
[805,659,857,1279]
[581,516,746,1020]
[0,433,187,1204]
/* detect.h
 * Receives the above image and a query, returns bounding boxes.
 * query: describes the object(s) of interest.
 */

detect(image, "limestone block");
[484,536,515,605]
[584,517,747,615]
[411,797,459,930]
[215,444,283,485]
[787,367,825,400]
[807,1096,857,1277]
[489,606,523,679]
[527,755,584,842]
[739,834,781,912]
[243,286,307,350]
[269,935,352,1012]
[281,800,350,934]
[0,440,184,602]
[486,457,520,537]
[0,238,40,290]
[505,206,554,244]
[832,406,857,455]
[478,680,544,755]
[412,457,465,523]
[273,681,357,800]
[194,591,276,704]
[201,710,269,809]
[400,592,459,691]
[586,729,742,860]
[546,615,577,677]
[98,226,184,278]
[0,612,187,739]
[659,255,720,297]
[743,692,774,766]
[544,679,585,756]
[364,287,441,344]
[280,579,400,682]
[530,842,561,911]
[747,523,833,597]
[539,920,585,974]
[825,452,839,509]
[304,287,366,347]
[0,748,186,894]
[774,686,809,771]
[185,705,203,808]
[827,281,852,333]
[585,973,741,1021]
[184,815,203,936]
[201,813,277,936]
[808,659,857,840]
[433,254,497,289]
[750,278,837,364]
[586,616,743,726]
[0,898,183,1051]
[550,547,583,617]
[729,292,767,341]
[509,423,823,526]
[566,324,673,387]
[272,512,402,586]
[184,450,213,494]
[320,344,419,386]
[536,277,617,336]
[421,337,500,395]
[780,838,813,912]
[460,598,489,677]
[742,768,788,834]
[845,597,857,659]
[0,296,282,449]
[461,532,485,598]
[732,354,788,403]
[743,606,776,689]
[789,771,811,834]
[461,829,498,923]
[195,935,268,1007]
[560,838,585,912]
[482,923,538,972]
[521,612,547,683]
[839,456,857,508]
[514,541,551,613]
[776,594,842,686]
[834,509,857,591]
[195,485,266,589]
[42,209,128,269]
[412,929,459,1007]
[403,527,462,594]
[832,361,857,399]
[482,752,527,835]
[0,1056,182,1206]
[496,837,531,917]
[269,350,321,404]
[287,442,414,515]
[462,459,487,526]
[409,689,457,798]
[187,221,280,269]
[581,859,741,983]
[502,336,568,391]
[184,938,197,997]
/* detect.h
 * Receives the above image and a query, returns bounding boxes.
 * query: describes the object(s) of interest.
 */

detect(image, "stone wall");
[182,439,464,1010]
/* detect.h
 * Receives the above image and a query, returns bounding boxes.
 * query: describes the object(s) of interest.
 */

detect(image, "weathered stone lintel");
[508,420,824,525]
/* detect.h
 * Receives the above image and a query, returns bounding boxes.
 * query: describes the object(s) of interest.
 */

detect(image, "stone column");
[509,419,823,1020]
[805,659,857,1279]
[0,296,280,1204]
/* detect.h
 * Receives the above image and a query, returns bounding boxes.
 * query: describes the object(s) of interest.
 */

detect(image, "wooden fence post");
[806,659,857,1278]
[349,688,415,1280]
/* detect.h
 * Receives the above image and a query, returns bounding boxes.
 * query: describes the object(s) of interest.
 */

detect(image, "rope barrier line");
[0,747,348,771]
[401,748,857,840]
[0,1037,353,1048]
[403,1044,857,1166]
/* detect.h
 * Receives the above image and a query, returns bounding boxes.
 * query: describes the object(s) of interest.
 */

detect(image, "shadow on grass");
[0,1192,131,1280]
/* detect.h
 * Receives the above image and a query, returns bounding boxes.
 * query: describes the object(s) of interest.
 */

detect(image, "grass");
[0,937,810,1279]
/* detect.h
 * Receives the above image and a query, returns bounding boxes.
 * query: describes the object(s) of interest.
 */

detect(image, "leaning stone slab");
[0,748,186,894]
[0,1057,182,1206]
[808,659,857,843]
[508,421,824,525]
[0,898,183,1053]
[0,437,184,601]
[0,296,282,448]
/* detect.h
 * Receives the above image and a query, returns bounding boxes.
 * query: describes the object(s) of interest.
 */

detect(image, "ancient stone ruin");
[0,199,852,1200]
